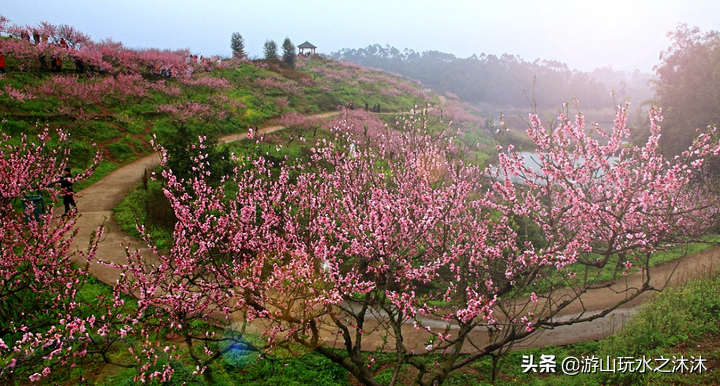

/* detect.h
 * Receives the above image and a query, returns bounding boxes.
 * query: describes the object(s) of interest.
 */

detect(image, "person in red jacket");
[0,54,5,74]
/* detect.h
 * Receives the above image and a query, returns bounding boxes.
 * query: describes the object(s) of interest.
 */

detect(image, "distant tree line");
[231,32,297,68]
[333,44,653,110]
[652,24,720,160]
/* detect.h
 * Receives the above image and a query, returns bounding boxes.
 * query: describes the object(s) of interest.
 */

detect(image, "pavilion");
[298,41,317,56]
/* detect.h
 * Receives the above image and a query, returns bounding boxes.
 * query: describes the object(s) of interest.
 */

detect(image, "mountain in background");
[333,44,655,112]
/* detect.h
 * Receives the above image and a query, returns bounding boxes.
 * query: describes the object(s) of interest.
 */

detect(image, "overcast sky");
[2,0,719,73]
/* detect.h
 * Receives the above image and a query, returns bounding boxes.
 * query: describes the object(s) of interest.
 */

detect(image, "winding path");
[70,115,337,282]
[68,115,720,353]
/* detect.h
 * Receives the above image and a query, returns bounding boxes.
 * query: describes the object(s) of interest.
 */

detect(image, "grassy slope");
[0,55,468,180]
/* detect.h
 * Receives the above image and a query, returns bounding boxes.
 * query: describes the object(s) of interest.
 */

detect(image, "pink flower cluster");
[0,126,104,383]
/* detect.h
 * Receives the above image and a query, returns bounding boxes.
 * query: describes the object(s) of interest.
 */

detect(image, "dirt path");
[68,114,720,352]
[70,113,338,282]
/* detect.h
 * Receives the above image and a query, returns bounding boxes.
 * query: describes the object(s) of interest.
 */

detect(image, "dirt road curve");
[67,116,720,352]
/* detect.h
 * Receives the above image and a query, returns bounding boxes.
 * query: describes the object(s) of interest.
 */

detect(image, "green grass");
[451,272,720,386]
[74,160,122,191]
[593,272,720,385]
[526,236,720,297]
[107,142,135,161]
[113,179,175,251]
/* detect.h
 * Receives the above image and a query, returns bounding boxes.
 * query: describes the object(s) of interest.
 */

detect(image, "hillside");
[1,22,505,184]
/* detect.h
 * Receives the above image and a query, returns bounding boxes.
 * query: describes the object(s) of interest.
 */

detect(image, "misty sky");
[2,0,718,73]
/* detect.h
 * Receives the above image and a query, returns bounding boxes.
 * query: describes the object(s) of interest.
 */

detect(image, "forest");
[333,44,654,111]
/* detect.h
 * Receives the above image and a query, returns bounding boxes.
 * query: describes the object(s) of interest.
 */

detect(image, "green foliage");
[228,350,350,386]
[108,142,135,161]
[89,121,123,142]
[68,140,97,166]
[114,178,175,251]
[264,39,278,60]
[122,136,148,154]
[0,118,29,136]
[602,274,720,355]
[282,37,296,69]
[161,126,234,185]
[243,108,268,126]
[73,160,122,192]
[307,92,341,112]
[334,45,654,112]
[653,24,720,158]
[116,111,148,135]
[591,273,720,385]
[88,331,350,386]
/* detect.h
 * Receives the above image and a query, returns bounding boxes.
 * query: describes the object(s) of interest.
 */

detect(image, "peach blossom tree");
[0,126,105,384]
[110,102,720,385]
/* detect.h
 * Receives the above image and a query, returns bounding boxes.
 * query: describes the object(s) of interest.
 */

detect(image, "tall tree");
[263,39,278,61]
[230,32,245,59]
[282,37,296,68]
[653,24,720,158]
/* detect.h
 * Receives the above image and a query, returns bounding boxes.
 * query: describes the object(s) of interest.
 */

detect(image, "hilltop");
[0,21,506,187]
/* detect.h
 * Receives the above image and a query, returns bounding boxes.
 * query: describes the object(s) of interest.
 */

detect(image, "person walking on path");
[56,167,76,215]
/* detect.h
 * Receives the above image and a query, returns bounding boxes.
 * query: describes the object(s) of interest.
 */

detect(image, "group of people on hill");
[187,54,223,73]
[3,29,228,77]
[347,101,381,113]
[7,31,80,73]
[27,31,64,71]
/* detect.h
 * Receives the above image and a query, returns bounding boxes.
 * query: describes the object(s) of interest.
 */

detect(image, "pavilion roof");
[298,41,317,49]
